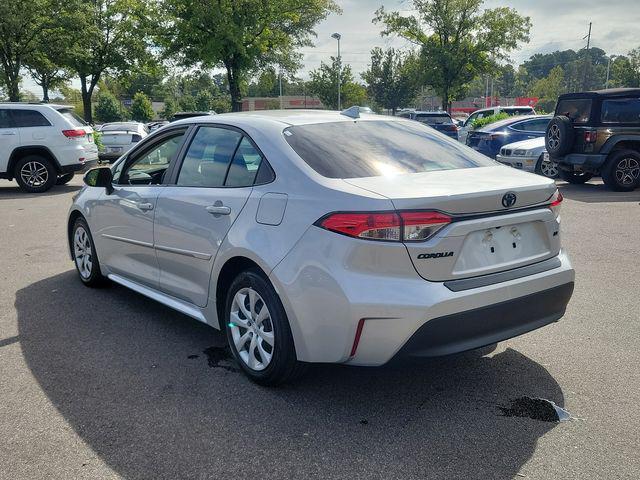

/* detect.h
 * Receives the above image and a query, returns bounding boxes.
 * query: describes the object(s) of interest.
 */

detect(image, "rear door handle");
[136,202,154,211]
[1,131,16,136]
[206,205,231,216]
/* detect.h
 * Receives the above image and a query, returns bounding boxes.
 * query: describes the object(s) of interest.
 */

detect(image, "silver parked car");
[97,122,149,163]
[68,110,575,385]
[497,137,559,178]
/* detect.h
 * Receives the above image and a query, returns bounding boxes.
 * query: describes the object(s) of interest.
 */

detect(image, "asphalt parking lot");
[1,175,639,479]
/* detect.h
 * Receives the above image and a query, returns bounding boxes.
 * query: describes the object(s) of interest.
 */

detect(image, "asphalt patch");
[499,396,572,422]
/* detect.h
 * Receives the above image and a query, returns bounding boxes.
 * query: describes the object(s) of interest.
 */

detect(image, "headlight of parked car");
[513,149,527,156]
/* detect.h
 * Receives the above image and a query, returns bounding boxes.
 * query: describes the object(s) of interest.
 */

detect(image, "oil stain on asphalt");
[202,346,239,372]
[499,396,572,422]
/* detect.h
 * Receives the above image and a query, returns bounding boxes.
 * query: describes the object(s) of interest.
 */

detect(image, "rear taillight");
[318,211,452,242]
[132,134,142,142]
[584,130,597,143]
[445,124,458,132]
[62,129,86,138]
[549,190,563,218]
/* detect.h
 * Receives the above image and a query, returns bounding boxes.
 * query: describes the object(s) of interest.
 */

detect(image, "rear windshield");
[58,109,87,127]
[102,123,138,132]
[283,120,495,179]
[556,99,592,124]
[601,98,640,124]
[415,114,452,125]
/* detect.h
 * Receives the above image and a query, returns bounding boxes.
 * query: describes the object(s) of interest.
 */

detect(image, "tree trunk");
[41,80,50,103]
[6,71,20,101]
[441,87,450,113]
[226,64,243,112]
[79,76,98,124]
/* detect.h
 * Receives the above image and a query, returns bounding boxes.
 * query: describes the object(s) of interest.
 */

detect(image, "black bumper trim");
[394,282,574,359]
[556,153,606,170]
[59,160,96,174]
[444,257,562,292]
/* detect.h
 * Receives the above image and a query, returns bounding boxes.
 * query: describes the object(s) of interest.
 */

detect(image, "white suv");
[0,103,98,193]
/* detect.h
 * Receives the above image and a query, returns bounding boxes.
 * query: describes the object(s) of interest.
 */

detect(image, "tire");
[14,155,57,193]
[56,173,75,185]
[559,170,593,184]
[601,150,640,192]
[224,269,307,386]
[71,217,107,287]
[545,116,575,158]
[535,154,559,179]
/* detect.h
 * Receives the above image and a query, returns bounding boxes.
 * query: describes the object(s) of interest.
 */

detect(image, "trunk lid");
[344,166,560,281]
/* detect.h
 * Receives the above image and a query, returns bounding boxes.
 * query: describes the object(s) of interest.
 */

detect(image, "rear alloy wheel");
[14,155,56,193]
[72,218,107,287]
[602,150,640,192]
[225,269,306,386]
[559,170,593,185]
[536,154,559,179]
[56,173,75,185]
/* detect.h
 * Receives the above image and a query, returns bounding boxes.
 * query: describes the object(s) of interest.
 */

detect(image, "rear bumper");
[393,282,573,359]
[555,153,606,171]
[59,159,97,174]
[271,223,575,366]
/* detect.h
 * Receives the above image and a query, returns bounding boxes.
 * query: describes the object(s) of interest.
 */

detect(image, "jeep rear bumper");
[556,153,606,172]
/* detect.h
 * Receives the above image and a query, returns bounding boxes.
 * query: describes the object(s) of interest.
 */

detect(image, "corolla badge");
[502,192,517,208]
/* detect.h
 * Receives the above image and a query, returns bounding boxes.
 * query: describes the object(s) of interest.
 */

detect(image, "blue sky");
[23,0,640,96]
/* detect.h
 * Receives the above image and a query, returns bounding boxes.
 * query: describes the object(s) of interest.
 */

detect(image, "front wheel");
[71,217,107,287]
[56,173,75,185]
[559,170,593,184]
[601,150,640,192]
[224,269,307,386]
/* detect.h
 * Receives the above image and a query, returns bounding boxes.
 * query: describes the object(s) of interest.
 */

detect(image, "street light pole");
[331,32,341,110]
[606,55,618,88]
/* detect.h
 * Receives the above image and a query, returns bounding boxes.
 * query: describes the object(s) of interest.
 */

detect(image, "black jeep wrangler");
[545,88,640,191]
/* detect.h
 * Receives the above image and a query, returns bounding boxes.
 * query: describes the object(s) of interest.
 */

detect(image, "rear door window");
[601,98,640,124]
[556,99,592,124]
[512,118,550,132]
[284,120,495,179]
[11,109,51,127]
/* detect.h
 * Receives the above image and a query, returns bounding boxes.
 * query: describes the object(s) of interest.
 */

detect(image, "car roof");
[558,88,640,100]
[0,102,73,110]
[502,136,546,150]
[472,105,534,114]
[171,109,394,128]
[480,114,551,131]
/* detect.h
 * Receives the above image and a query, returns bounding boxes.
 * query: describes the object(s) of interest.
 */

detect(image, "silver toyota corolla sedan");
[68,109,575,385]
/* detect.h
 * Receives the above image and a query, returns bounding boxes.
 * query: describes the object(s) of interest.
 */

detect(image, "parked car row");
[96,122,150,163]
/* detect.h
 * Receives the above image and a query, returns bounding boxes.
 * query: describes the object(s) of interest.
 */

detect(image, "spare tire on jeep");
[545,116,575,158]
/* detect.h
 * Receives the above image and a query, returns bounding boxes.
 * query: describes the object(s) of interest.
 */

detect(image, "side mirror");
[83,167,113,194]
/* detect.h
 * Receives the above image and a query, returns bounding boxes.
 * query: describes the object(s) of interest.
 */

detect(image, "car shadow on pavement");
[0,183,82,199]
[558,181,640,203]
[17,271,565,480]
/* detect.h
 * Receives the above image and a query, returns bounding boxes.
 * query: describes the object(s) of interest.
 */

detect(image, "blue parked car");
[396,110,459,140]
[466,115,551,158]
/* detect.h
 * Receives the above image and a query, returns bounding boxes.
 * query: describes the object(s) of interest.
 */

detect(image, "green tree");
[210,96,232,113]
[308,57,367,109]
[610,49,640,88]
[161,97,178,120]
[160,0,339,111]
[530,66,566,112]
[195,90,214,111]
[63,0,150,123]
[130,91,154,122]
[179,94,196,112]
[95,91,123,122]
[362,48,420,114]
[375,0,531,110]
[0,0,57,100]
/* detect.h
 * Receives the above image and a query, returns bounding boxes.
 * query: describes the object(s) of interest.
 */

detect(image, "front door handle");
[136,202,154,211]
[1,131,16,136]
[206,205,231,216]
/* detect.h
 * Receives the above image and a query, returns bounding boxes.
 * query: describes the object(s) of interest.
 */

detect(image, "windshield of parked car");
[102,123,141,132]
[415,114,453,125]
[284,120,495,179]
[556,99,592,124]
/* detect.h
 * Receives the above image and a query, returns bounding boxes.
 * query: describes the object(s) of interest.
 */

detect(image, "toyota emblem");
[502,192,517,208]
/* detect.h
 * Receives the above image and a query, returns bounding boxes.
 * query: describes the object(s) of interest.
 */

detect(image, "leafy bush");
[95,91,122,123]
[472,112,509,130]
[93,131,104,153]
[130,91,154,122]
